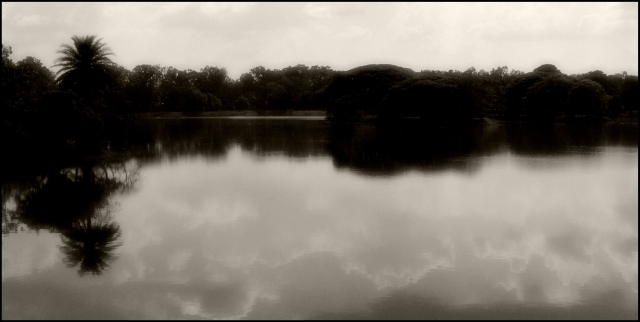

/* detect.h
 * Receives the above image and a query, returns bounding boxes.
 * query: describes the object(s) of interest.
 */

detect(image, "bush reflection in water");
[3,161,138,276]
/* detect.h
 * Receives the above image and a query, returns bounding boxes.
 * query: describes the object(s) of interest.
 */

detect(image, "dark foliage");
[533,64,562,74]
[2,39,143,173]
[522,75,575,121]
[323,63,634,123]
[5,162,137,275]
[567,79,608,119]
[2,36,638,171]
[53,35,116,95]
[324,64,415,120]
[619,76,638,111]
[379,77,464,122]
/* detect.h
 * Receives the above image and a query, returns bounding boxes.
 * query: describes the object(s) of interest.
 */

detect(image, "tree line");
[324,63,637,122]
[2,35,638,158]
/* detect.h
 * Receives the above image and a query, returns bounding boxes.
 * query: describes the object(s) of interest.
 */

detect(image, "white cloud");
[333,3,369,17]
[577,3,638,38]
[2,2,15,20]
[303,3,331,18]
[286,27,309,48]
[386,3,436,41]
[157,2,191,16]
[339,26,370,38]
[12,14,51,27]
[200,2,254,15]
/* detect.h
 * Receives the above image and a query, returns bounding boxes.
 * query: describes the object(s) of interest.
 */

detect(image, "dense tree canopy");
[2,35,638,165]
[522,75,574,120]
[568,79,608,118]
[323,64,415,120]
[379,77,461,120]
[533,64,562,74]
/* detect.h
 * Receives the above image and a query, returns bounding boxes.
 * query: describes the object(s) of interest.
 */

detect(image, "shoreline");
[139,110,326,119]
[137,110,637,125]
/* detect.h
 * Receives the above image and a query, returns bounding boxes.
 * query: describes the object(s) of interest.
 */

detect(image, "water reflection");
[312,288,638,320]
[3,161,138,276]
[106,146,635,319]
[328,122,489,175]
[2,119,638,319]
[138,118,637,176]
[59,217,121,276]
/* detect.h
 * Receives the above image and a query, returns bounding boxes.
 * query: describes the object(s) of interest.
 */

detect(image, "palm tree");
[52,35,115,93]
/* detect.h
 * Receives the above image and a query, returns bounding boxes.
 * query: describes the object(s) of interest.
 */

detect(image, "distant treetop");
[533,64,561,74]
[346,64,417,78]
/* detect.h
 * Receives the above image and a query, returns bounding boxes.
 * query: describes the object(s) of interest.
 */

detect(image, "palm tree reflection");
[60,196,121,276]
[7,161,137,276]
[59,208,122,276]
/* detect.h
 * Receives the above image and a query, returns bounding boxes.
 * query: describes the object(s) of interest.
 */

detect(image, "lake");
[2,117,638,319]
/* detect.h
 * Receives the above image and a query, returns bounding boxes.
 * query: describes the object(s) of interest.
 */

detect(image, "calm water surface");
[2,118,638,319]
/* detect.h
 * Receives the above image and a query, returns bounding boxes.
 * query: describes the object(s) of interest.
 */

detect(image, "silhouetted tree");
[205,93,222,111]
[533,64,561,74]
[567,79,608,118]
[523,75,574,120]
[324,64,415,120]
[234,95,251,110]
[619,76,638,112]
[1,44,12,67]
[181,88,208,116]
[16,56,55,89]
[505,67,563,120]
[490,66,509,79]
[379,77,463,122]
[127,64,163,112]
[53,35,115,95]
[194,65,229,97]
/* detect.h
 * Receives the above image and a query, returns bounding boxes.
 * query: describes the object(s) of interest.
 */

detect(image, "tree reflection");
[60,220,121,276]
[140,118,637,176]
[5,160,137,276]
[326,121,488,175]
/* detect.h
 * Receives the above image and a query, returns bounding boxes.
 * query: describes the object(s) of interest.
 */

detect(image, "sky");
[2,2,638,80]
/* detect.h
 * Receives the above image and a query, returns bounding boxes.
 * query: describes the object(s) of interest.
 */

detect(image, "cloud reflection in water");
[2,144,637,319]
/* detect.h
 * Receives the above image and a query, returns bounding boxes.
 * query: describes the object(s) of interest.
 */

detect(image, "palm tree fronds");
[52,35,116,91]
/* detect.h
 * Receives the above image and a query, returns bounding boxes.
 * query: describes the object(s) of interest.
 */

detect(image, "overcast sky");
[2,2,638,80]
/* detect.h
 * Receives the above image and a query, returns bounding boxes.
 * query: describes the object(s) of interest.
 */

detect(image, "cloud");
[157,2,191,16]
[12,14,51,27]
[2,2,15,20]
[386,3,437,41]
[303,3,331,18]
[339,26,370,38]
[466,2,637,42]
[577,3,639,39]
[200,2,254,15]
[333,3,369,17]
